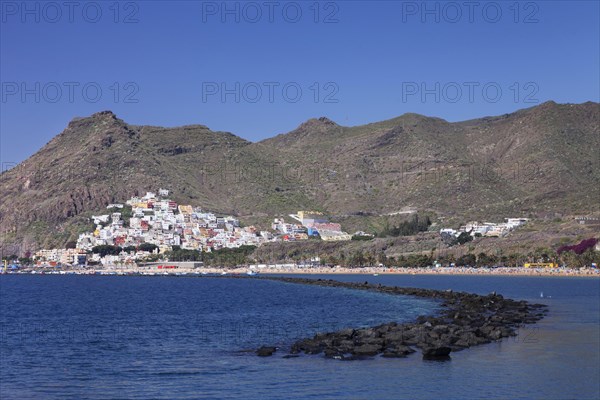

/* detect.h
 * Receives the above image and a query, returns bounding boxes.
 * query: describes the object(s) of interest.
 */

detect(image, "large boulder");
[337,328,356,339]
[324,347,343,358]
[352,344,382,356]
[422,345,452,359]
[292,339,323,355]
[382,345,416,358]
[384,330,405,343]
[256,346,277,357]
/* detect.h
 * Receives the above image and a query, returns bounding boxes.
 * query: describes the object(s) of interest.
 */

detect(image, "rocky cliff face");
[1,102,598,255]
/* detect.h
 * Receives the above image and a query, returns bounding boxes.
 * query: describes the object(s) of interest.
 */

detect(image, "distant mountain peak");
[92,110,117,118]
[533,100,559,111]
[74,110,120,122]
[69,110,120,125]
[297,116,338,130]
[316,116,337,124]
[395,112,448,123]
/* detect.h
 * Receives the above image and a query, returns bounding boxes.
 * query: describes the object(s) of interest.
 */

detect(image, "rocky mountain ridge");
[1,101,598,255]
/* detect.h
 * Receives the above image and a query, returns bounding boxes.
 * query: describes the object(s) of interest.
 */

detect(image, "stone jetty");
[256,277,548,360]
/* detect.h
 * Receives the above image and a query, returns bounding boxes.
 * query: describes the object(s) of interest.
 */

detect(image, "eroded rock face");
[255,278,548,361]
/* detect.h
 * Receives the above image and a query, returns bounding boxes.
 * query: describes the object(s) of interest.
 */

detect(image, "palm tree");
[377,251,388,266]
[351,251,365,267]
[365,252,376,267]
[507,253,522,268]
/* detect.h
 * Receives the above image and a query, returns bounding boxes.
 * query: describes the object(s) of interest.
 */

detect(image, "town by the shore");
[4,189,596,277]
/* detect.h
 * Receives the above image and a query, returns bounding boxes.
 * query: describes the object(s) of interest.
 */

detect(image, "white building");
[505,218,529,228]
[92,215,110,225]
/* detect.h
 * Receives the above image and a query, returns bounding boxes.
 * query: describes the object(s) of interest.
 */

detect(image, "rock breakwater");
[256,277,548,360]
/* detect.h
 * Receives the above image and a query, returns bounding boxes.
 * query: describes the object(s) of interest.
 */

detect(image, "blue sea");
[0,275,598,399]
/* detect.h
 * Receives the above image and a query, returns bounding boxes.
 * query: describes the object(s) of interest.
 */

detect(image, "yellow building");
[298,211,323,220]
[178,205,193,215]
[524,263,558,268]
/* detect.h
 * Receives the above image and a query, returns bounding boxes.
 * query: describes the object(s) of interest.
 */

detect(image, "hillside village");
[440,218,529,239]
[32,190,353,266]
[22,190,594,270]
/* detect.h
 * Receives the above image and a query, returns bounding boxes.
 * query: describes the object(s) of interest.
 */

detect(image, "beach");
[9,265,600,277]
[239,266,600,277]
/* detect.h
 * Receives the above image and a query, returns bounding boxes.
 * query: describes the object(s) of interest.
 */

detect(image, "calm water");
[0,275,598,400]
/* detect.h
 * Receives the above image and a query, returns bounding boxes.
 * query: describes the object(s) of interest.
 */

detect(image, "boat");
[246,270,259,276]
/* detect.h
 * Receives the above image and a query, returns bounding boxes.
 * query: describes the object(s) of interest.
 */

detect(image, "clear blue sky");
[1,0,599,165]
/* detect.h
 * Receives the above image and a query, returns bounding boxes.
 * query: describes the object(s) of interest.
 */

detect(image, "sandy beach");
[13,265,599,277]
[239,266,600,277]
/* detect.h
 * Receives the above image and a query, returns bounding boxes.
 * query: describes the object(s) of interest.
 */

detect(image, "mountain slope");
[0,111,251,252]
[257,101,599,217]
[1,102,598,255]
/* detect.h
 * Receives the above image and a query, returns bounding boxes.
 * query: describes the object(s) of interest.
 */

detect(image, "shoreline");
[253,266,600,277]
[4,266,598,278]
